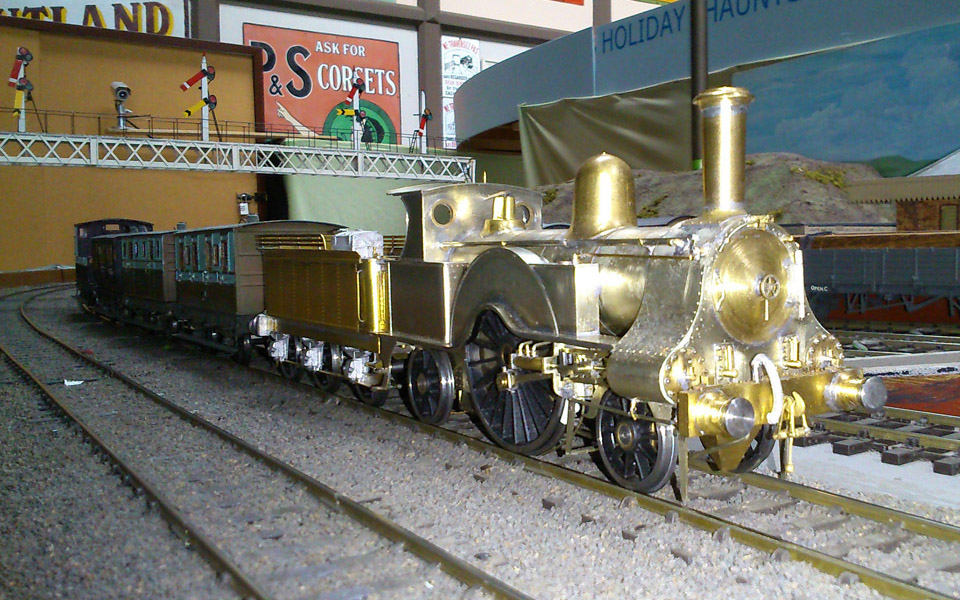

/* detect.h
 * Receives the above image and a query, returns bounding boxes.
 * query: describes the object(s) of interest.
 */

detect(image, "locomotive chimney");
[693,86,754,217]
[568,153,636,240]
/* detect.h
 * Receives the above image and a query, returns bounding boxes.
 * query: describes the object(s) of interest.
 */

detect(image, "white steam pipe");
[751,353,784,425]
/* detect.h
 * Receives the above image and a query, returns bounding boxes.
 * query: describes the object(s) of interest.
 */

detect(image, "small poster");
[442,96,456,149]
[441,36,480,97]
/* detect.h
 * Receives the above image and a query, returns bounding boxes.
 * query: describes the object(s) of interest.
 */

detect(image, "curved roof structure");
[456,0,960,154]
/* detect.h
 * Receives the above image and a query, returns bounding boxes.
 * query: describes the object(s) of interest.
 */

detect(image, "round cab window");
[518,204,532,224]
[432,202,453,226]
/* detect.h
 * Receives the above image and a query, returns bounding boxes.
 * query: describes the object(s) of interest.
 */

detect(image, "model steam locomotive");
[76,87,886,494]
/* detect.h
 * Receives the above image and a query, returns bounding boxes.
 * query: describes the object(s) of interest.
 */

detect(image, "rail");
[36,284,958,599]
[227,336,956,600]
[811,412,960,453]
[17,289,532,600]
[0,290,272,600]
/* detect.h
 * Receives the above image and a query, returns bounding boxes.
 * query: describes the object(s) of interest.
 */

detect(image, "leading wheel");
[277,336,304,382]
[595,391,677,493]
[464,312,564,455]
[350,383,388,407]
[307,343,342,394]
[401,349,455,425]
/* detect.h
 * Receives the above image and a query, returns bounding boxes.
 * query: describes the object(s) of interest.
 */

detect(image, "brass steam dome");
[568,153,636,240]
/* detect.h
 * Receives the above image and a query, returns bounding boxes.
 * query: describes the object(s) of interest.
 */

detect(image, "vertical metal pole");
[16,64,27,133]
[420,90,428,154]
[690,0,707,170]
[352,80,361,152]
[779,438,794,480]
[200,54,209,142]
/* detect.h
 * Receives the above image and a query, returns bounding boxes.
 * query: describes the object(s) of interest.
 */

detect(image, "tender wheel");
[277,336,304,382]
[351,383,388,407]
[401,349,455,425]
[307,343,342,393]
[707,425,776,473]
[233,334,253,366]
[464,312,564,455]
[595,391,677,493]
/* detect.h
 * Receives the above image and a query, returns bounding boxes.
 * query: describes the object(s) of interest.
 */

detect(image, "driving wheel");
[464,312,564,455]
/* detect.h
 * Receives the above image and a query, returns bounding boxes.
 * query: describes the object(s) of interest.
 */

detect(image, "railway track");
[833,329,960,357]
[803,408,960,475]
[2,288,529,600]
[21,287,960,600]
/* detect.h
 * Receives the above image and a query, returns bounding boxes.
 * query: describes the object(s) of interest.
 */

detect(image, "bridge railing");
[4,107,461,156]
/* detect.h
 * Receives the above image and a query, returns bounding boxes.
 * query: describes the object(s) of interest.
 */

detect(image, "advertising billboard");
[243,23,401,143]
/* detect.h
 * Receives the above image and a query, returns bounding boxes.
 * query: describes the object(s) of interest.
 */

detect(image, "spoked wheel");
[464,312,564,455]
[707,425,776,473]
[307,343,343,393]
[401,348,455,425]
[233,334,253,366]
[276,336,304,382]
[594,391,677,493]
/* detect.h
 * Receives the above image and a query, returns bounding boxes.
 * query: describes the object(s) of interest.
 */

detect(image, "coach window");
[205,240,213,270]
[220,239,229,272]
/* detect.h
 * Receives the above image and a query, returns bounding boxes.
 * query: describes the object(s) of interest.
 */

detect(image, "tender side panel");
[264,250,360,331]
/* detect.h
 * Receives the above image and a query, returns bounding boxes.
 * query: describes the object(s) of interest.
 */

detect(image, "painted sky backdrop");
[736,22,960,170]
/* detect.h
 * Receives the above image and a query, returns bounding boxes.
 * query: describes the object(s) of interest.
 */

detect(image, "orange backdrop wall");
[0,19,261,274]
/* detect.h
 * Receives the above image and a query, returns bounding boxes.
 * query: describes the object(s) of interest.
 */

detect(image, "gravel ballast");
[2,292,479,600]
[8,288,960,599]
[0,352,237,600]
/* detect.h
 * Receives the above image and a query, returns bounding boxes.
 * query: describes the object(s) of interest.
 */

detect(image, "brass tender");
[252,86,886,496]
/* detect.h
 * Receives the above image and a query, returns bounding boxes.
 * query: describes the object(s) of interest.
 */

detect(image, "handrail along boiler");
[250,86,886,494]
